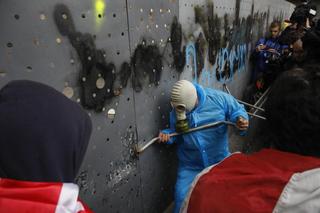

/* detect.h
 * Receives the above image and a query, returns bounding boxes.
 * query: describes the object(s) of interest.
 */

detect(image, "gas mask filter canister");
[171,80,197,133]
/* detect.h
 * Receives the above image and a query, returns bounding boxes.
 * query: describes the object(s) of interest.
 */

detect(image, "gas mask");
[171,80,197,133]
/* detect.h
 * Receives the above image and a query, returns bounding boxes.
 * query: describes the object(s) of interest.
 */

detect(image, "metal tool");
[135,120,236,154]
[247,112,266,120]
[223,84,267,120]
[223,84,265,112]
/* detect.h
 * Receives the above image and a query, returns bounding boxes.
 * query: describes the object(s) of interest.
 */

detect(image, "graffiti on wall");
[54,4,116,112]
[53,0,284,111]
[178,0,273,86]
[170,16,186,73]
[54,4,164,111]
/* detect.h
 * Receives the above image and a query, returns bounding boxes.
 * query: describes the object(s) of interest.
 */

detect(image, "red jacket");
[183,149,320,213]
[0,178,92,213]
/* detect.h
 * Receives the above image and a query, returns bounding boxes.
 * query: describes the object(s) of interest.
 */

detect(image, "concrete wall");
[0,0,294,212]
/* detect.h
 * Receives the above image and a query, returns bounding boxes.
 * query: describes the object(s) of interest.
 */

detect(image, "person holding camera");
[251,21,285,90]
[279,0,319,69]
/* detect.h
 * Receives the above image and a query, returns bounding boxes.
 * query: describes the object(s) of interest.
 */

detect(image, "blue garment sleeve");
[255,38,266,48]
[217,91,249,134]
[222,92,249,122]
[280,44,289,53]
[160,110,177,144]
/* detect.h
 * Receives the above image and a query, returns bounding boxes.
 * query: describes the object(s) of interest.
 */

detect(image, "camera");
[263,50,281,65]
[290,0,317,26]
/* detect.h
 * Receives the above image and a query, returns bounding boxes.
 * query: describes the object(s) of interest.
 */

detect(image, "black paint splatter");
[223,14,231,47]
[245,4,254,45]
[194,6,209,40]
[119,62,131,88]
[266,7,270,34]
[193,6,211,76]
[235,0,241,27]
[195,33,206,77]
[234,60,239,74]
[192,0,276,81]
[131,40,163,92]
[54,4,115,112]
[216,64,221,81]
[208,2,222,65]
[170,16,185,72]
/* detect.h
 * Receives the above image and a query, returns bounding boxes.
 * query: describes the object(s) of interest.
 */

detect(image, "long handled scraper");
[135,120,236,154]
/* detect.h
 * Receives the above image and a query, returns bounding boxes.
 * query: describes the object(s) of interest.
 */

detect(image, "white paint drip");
[107,163,136,188]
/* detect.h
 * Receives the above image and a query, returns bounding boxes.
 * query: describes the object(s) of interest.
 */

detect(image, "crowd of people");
[163,0,320,212]
[180,1,320,212]
[246,0,320,105]
[181,66,320,213]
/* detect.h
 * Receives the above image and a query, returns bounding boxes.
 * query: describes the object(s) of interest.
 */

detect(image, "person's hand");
[158,132,171,143]
[236,116,249,130]
[267,48,277,53]
[306,18,311,29]
[256,44,266,52]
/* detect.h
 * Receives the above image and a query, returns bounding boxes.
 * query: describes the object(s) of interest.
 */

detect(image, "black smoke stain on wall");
[215,64,221,81]
[194,5,211,77]
[131,40,163,92]
[231,0,243,47]
[54,4,170,111]
[208,3,222,65]
[170,16,185,72]
[223,14,231,47]
[191,0,275,82]
[251,12,268,42]
[52,1,277,110]
[266,7,271,34]
[235,0,241,26]
[119,62,131,88]
[245,4,254,45]
[194,6,209,40]
[195,33,206,78]
[54,4,115,112]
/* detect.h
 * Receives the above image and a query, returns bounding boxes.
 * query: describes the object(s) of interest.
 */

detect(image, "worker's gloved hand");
[158,132,171,143]
[236,116,249,130]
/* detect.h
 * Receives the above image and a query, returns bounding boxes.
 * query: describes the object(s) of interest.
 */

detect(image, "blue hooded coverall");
[162,83,248,213]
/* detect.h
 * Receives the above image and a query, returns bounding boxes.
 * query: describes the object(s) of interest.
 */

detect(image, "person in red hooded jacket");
[181,66,320,213]
[0,80,93,213]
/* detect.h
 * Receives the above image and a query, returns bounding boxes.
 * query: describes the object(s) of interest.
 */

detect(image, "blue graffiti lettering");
[185,43,248,87]
[185,44,198,83]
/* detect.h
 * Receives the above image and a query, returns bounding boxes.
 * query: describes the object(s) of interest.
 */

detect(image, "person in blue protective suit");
[251,21,285,89]
[158,80,249,213]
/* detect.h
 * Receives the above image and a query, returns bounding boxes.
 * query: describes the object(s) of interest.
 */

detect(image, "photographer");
[279,0,319,69]
[290,0,317,28]
[251,21,284,90]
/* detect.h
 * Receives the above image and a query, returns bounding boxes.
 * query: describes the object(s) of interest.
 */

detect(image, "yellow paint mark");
[94,0,106,30]
[95,0,105,13]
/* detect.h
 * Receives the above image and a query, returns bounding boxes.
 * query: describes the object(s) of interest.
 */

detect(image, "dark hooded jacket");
[0,80,92,182]
[0,80,93,212]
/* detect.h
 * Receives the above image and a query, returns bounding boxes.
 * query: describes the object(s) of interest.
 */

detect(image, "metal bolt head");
[107,108,116,119]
